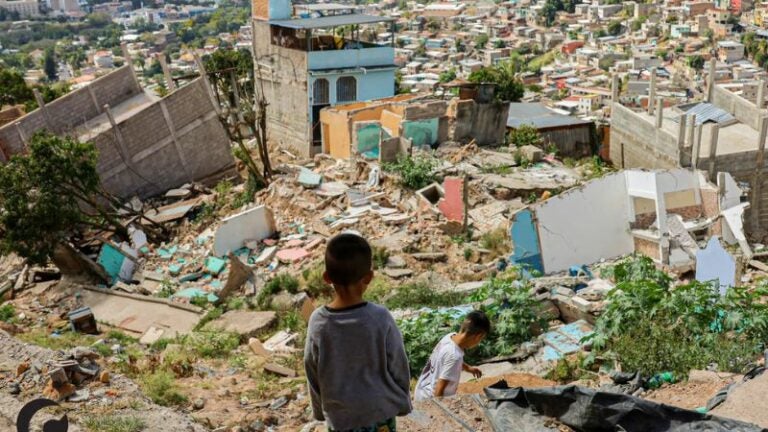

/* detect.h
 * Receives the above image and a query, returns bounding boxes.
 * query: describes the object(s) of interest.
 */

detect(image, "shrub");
[508,124,541,148]
[0,303,15,322]
[372,246,390,270]
[302,262,332,298]
[181,331,240,358]
[82,414,146,432]
[141,371,187,406]
[480,228,509,257]
[385,282,465,310]
[384,154,437,190]
[588,256,768,378]
[257,273,300,308]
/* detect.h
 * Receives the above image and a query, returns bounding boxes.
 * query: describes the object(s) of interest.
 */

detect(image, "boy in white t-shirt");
[414,311,490,401]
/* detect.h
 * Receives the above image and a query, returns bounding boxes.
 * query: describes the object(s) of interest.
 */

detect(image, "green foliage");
[257,273,300,307]
[546,356,589,383]
[0,303,15,322]
[385,282,465,310]
[438,68,457,84]
[399,271,547,375]
[607,20,623,36]
[527,50,557,72]
[474,33,489,49]
[82,415,146,432]
[480,227,509,257]
[0,132,126,264]
[302,262,332,298]
[181,331,240,358]
[468,60,525,102]
[372,247,390,270]
[384,154,438,190]
[0,68,33,106]
[141,371,188,406]
[365,276,393,304]
[194,306,223,331]
[508,124,542,148]
[686,55,705,71]
[463,247,473,261]
[588,256,768,377]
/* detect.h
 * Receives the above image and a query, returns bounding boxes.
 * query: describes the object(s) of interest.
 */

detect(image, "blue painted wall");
[510,209,544,273]
[402,117,439,148]
[308,69,395,107]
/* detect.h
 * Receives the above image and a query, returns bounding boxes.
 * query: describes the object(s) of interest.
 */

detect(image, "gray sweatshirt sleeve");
[304,328,324,421]
[386,320,413,416]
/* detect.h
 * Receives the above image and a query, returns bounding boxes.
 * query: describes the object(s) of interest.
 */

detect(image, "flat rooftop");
[269,14,395,29]
[635,109,761,157]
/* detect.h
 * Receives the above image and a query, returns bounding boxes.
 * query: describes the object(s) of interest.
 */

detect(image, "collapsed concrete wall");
[0,66,142,160]
[527,172,633,274]
[91,78,236,199]
[0,66,236,199]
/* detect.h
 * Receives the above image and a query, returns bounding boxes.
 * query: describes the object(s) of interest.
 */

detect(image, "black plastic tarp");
[484,385,767,432]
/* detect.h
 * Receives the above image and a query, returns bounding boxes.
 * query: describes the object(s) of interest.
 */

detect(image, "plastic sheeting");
[484,385,767,432]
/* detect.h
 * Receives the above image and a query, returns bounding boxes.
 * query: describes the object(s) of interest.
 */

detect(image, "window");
[336,76,357,103]
[313,79,329,105]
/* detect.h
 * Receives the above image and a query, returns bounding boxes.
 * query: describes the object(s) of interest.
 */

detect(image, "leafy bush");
[257,273,300,307]
[181,331,240,358]
[399,270,547,375]
[0,303,15,322]
[588,256,768,377]
[385,282,465,310]
[372,247,390,270]
[141,371,188,406]
[508,124,542,148]
[384,154,437,190]
[302,262,332,298]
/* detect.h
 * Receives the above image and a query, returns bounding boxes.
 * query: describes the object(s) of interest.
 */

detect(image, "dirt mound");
[458,373,556,394]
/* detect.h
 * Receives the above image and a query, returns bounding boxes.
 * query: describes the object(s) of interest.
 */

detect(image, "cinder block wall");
[609,103,679,169]
[95,79,236,199]
[0,66,142,160]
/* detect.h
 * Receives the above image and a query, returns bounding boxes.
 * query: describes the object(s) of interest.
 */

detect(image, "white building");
[0,0,40,17]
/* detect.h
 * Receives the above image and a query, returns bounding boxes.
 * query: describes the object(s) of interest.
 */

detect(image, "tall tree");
[43,48,57,82]
[0,68,33,106]
[468,60,525,102]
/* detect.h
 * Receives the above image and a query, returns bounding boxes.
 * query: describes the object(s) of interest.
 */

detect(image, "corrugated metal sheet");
[673,102,737,126]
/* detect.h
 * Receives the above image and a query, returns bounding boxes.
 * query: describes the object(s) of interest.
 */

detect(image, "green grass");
[140,371,188,407]
[82,414,146,432]
[17,329,97,351]
[0,303,15,322]
[527,50,557,71]
[385,282,465,310]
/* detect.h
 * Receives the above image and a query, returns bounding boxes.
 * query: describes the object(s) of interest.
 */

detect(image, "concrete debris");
[263,363,297,378]
[213,205,276,257]
[202,310,277,338]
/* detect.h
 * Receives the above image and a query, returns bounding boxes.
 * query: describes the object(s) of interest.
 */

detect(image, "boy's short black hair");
[325,233,373,287]
[460,310,491,336]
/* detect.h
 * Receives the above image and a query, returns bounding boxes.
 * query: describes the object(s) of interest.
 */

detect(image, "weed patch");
[141,370,187,406]
[82,414,146,432]
[0,303,15,322]
[385,282,464,310]
[384,154,437,190]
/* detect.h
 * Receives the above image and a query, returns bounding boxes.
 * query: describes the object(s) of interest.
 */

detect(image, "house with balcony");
[252,0,397,156]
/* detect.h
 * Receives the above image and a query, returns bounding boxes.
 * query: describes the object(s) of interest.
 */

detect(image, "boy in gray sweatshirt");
[304,233,412,432]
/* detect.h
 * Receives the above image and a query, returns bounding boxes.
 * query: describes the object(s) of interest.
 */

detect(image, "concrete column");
[707,123,720,180]
[611,74,619,104]
[121,43,142,93]
[157,54,176,92]
[751,116,768,229]
[32,89,54,130]
[677,114,687,148]
[193,53,221,115]
[758,79,766,109]
[707,58,716,102]
[648,68,657,115]
[86,85,102,114]
[159,99,192,182]
[104,104,131,163]
[687,114,696,148]
[691,123,703,169]
[655,181,668,235]
[14,122,27,147]
[655,97,663,128]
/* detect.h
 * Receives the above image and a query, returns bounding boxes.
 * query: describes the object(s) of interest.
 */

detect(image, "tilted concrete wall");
[540,124,593,158]
[253,22,311,157]
[0,66,142,161]
[610,103,679,169]
[95,78,236,199]
[712,85,764,130]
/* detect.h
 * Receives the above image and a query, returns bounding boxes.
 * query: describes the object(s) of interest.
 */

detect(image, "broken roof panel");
[674,102,737,126]
[507,102,591,130]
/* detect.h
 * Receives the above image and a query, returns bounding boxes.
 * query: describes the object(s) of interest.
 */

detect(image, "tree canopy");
[468,60,525,102]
